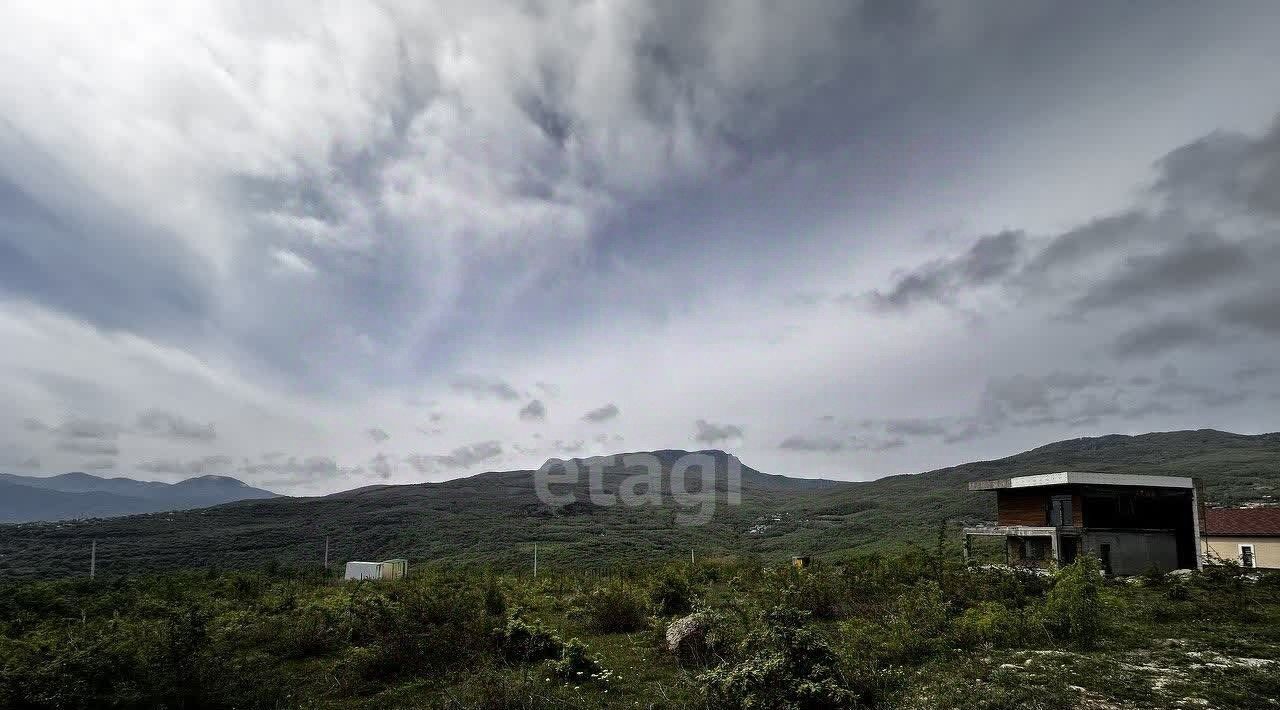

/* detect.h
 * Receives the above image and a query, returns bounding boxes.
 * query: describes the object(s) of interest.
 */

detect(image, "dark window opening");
[1061,536,1079,564]
[1241,545,1256,569]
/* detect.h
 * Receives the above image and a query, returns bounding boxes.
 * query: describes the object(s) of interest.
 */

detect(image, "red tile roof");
[1204,507,1280,536]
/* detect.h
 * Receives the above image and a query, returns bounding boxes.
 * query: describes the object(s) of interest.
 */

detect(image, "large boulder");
[665,612,711,661]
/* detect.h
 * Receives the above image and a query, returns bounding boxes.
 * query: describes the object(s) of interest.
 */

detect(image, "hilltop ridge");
[1,429,1276,579]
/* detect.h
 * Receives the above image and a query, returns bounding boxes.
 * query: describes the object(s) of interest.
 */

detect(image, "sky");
[2,1,1279,495]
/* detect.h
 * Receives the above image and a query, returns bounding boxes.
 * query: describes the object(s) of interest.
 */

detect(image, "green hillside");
[2,430,1278,580]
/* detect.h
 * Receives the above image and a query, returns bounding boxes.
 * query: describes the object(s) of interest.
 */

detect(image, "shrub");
[483,574,508,617]
[700,607,856,710]
[649,566,697,617]
[885,579,950,660]
[580,579,649,633]
[953,601,1030,648]
[767,564,846,620]
[550,637,607,684]
[495,614,564,664]
[1038,556,1106,650]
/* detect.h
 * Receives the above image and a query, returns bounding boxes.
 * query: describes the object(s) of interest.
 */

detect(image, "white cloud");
[1,2,1279,494]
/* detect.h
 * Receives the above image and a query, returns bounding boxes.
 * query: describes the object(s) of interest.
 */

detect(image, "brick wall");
[997,490,1048,526]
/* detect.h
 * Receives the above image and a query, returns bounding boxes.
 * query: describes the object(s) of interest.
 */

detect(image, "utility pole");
[324,536,330,571]
[533,543,538,579]
[89,539,96,580]
[691,547,695,566]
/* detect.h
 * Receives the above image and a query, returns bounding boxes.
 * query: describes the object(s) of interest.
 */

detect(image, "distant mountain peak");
[52,471,102,481]
[0,471,278,524]
[177,474,246,485]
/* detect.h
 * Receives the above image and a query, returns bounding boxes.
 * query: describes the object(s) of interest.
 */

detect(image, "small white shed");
[344,561,383,580]
[344,559,409,581]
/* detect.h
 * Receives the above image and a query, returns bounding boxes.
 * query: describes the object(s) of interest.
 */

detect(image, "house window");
[1240,544,1256,569]
[1026,538,1048,561]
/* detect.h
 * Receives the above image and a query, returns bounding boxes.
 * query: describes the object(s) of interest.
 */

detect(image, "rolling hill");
[1,429,1277,580]
[0,472,278,524]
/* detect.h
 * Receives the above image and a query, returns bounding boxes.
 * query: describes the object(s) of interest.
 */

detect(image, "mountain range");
[0,472,278,524]
[1,429,1277,580]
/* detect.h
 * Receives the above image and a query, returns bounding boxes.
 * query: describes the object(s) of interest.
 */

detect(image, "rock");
[666,612,711,660]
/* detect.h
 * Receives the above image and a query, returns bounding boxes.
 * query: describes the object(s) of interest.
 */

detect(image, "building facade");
[963,472,1203,575]
[1202,508,1280,570]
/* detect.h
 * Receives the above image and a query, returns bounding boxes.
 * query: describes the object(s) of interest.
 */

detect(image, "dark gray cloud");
[138,455,234,476]
[1110,318,1221,359]
[868,230,1025,310]
[582,403,620,423]
[883,418,949,437]
[1121,401,1180,420]
[694,419,743,445]
[1153,374,1251,409]
[1023,211,1150,275]
[550,440,585,455]
[135,409,216,441]
[519,399,547,421]
[20,417,47,432]
[239,455,338,482]
[1154,117,1280,217]
[854,436,906,452]
[1071,232,1255,313]
[450,376,521,401]
[1219,286,1280,335]
[1234,363,1279,382]
[55,439,119,456]
[81,458,116,471]
[54,417,119,440]
[860,114,1280,385]
[406,441,503,473]
[779,435,844,452]
[0,170,214,342]
[370,453,393,479]
[367,427,390,443]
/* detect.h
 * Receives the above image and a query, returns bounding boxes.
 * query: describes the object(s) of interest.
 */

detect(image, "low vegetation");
[1,549,1276,709]
[4,430,1279,580]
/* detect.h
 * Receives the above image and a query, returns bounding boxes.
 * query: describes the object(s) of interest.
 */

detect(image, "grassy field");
[2,429,1278,580]
[1,550,1276,709]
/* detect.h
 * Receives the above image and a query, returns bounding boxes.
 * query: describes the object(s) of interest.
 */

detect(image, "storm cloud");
[1,3,1278,491]
[582,404,621,423]
[136,410,216,442]
[694,420,744,445]
[519,400,547,421]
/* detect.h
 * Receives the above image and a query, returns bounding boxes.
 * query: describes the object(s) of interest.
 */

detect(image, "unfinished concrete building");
[963,472,1203,575]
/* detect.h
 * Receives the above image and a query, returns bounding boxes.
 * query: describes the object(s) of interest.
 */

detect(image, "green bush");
[885,579,950,660]
[649,565,697,617]
[1038,556,1107,650]
[953,601,1031,648]
[579,579,649,633]
[495,614,564,664]
[767,564,847,620]
[550,637,606,683]
[701,607,856,710]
